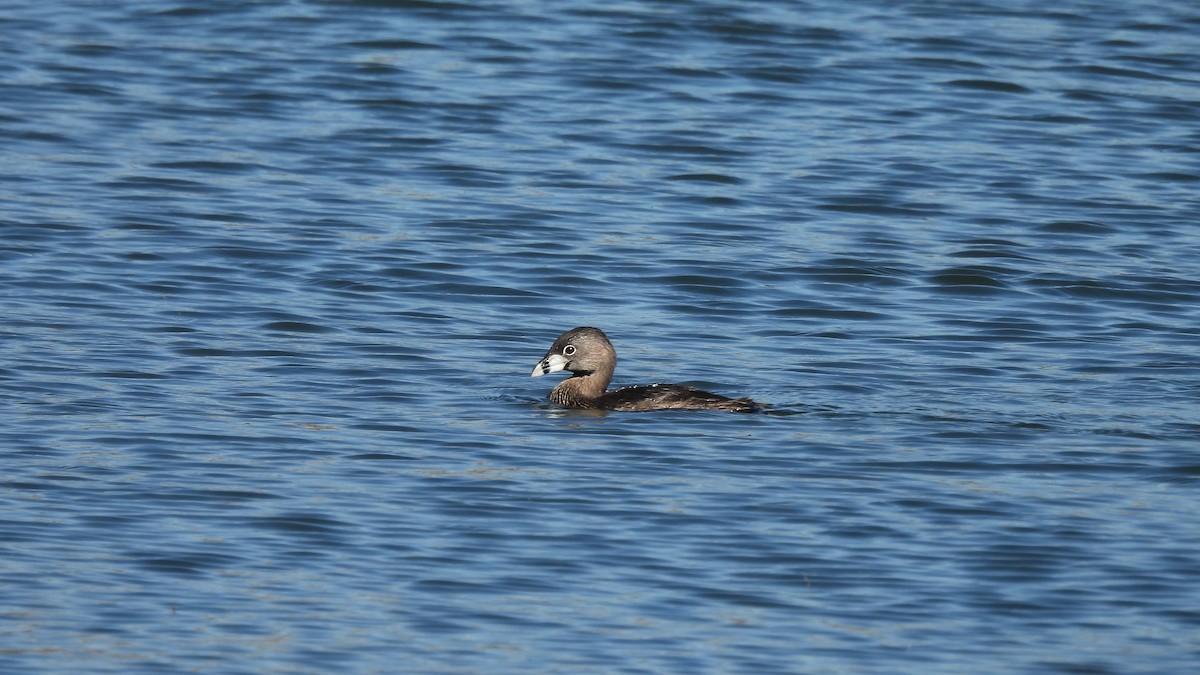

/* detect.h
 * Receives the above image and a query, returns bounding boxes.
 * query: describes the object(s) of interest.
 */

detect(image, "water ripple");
[2,0,1199,673]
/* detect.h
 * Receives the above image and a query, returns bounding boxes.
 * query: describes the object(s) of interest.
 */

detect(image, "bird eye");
[562,345,576,356]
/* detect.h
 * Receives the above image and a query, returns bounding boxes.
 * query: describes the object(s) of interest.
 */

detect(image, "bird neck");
[550,368,612,406]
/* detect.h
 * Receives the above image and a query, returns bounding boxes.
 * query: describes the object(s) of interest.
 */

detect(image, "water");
[2,1,1199,672]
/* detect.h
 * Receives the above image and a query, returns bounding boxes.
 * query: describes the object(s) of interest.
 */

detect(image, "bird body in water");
[531,327,759,413]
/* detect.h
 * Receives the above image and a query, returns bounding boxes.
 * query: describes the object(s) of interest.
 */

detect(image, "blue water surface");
[2,1,1199,673]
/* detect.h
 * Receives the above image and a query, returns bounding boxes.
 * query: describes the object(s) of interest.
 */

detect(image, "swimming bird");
[531,326,759,412]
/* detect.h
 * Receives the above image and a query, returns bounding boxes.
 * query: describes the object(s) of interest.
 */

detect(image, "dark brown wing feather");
[594,384,759,413]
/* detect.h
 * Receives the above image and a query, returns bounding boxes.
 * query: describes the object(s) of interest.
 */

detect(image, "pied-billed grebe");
[530,327,759,412]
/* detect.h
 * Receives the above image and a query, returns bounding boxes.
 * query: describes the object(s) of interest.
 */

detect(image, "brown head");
[530,326,618,404]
